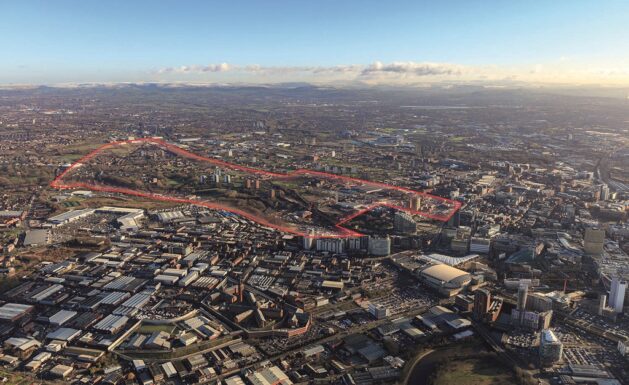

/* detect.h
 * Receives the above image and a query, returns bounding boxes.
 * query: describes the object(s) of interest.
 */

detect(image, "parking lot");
[369,286,435,317]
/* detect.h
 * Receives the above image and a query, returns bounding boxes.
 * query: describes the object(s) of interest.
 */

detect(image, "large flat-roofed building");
[93,314,129,334]
[48,208,96,226]
[23,229,50,247]
[246,365,293,385]
[0,303,34,323]
[419,264,472,297]
[419,253,480,268]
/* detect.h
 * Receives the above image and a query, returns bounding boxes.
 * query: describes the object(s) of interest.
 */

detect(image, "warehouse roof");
[0,303,33,321]
[48,310,77,326]
[23,229,49,246]
[46,327,81,341]
[420,253,480,267]
[321,280,344,289]
[0,210,23,218]
[94,314,129,332]
[48,208,95,224]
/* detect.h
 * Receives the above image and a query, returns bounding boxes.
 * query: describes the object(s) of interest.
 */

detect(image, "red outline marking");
[50,138,461,238]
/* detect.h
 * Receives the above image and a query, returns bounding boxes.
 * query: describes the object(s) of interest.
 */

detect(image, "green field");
[430,357,516,385]
[55,141,105,162]
[0,369,35,385]
[136,324,177,334]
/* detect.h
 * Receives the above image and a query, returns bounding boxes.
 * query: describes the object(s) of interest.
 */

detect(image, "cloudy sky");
[2,0,629,86]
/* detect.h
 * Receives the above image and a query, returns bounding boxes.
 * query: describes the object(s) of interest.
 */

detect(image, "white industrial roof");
[420,253,479,267]
[94,314,129,332]
[0,303,33,320]
[46,327,81,341]
[48,310,77,326]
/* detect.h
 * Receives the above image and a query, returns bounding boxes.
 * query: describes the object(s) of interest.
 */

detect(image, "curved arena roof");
[420,264,470,284]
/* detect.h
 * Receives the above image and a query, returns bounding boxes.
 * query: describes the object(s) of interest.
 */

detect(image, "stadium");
[419,264,472,297]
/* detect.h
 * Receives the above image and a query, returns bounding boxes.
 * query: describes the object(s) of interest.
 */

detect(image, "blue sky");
[2,0,629,85]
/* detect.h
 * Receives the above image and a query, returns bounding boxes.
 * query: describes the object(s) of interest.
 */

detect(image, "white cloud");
[158,62,459,77]
[361,61,464,77]
[159,62,231,74]
[234,64,362,75]
[154,60,629,85]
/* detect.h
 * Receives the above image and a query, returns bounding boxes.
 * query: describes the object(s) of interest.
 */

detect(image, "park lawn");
[65,195,178,211]
[432,358,516,385]
[0,368,35,385]
[136,324,176,334]
[55,141,107,161]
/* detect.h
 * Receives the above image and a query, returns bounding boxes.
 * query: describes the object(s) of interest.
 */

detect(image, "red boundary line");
[50,138,461,238]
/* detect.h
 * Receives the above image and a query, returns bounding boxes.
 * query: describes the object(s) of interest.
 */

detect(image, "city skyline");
[2,0,629,85]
